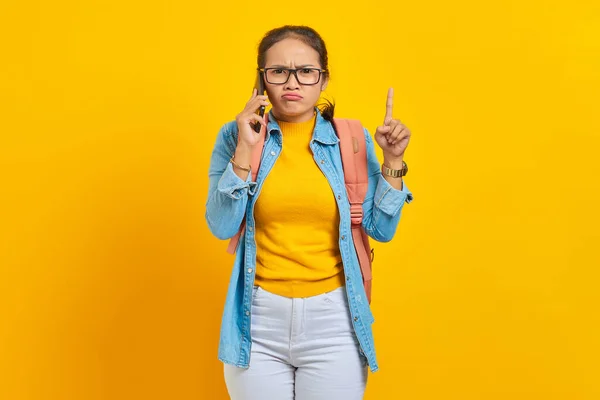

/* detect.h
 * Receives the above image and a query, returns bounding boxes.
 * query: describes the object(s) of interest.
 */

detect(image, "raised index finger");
[385,87,394,123]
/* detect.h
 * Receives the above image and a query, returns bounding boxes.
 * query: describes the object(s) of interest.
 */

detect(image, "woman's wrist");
[234,143,253,165]
[382,155,404,170]
[231,144,254,178]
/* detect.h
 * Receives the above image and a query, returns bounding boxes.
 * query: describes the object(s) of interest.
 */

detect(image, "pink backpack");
[226,116,374,303]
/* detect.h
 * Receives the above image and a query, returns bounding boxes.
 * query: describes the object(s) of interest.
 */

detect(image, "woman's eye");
[273,69,284,74]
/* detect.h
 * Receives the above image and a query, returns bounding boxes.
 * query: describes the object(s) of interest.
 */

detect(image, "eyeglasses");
[258,67,326,85]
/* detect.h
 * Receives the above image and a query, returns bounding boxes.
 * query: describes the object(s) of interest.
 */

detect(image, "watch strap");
[381,161,407,178]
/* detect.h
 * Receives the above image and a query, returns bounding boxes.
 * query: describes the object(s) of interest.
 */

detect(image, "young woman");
[205,25,413,400]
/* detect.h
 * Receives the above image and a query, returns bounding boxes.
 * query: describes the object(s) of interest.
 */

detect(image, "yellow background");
[1,1,599,399]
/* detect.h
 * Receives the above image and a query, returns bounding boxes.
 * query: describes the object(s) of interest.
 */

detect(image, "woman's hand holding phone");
[231,89,269,178]
[235,88,269,150]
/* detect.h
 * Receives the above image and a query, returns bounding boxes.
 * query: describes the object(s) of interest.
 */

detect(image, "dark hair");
[257,25,335,122]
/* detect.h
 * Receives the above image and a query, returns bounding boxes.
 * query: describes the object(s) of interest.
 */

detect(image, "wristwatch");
[381,161,408,178]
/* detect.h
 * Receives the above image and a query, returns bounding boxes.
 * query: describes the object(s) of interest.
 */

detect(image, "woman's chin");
[274,104,314,120]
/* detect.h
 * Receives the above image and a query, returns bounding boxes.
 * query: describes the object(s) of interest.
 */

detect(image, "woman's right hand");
[235,89,269,149]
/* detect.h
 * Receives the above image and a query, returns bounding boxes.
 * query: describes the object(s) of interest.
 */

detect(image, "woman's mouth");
[282,94,303,101]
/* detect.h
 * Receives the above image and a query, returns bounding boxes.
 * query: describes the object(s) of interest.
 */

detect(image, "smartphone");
[254,70,266,133]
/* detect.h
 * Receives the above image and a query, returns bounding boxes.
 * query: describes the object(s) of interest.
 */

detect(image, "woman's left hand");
[374,88,411,159]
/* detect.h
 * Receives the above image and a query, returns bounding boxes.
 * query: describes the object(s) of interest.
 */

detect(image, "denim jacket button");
[270,151,276,156]
[247,268,253,273]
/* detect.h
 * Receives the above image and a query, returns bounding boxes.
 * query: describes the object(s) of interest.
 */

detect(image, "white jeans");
[224,285,368,400]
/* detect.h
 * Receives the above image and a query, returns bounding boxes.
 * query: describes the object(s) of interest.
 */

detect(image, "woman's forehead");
[265,38,320,66]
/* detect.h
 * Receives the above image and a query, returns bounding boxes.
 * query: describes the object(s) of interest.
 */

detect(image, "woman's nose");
[284,71,301,89]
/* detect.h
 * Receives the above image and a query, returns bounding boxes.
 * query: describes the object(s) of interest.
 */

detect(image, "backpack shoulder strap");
[332,118,373,303]
[226,115,268,254]
[332,118,369,215]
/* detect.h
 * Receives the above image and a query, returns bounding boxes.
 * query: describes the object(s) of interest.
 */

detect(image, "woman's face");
[263,38,328,123]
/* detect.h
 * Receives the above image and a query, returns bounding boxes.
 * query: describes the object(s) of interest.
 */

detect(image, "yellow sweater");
[253,114,345,298]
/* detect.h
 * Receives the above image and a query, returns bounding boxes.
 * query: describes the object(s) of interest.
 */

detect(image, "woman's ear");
[321,76,329,91]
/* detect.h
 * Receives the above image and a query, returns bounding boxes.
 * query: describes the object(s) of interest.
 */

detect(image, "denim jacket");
[205,108,413,372]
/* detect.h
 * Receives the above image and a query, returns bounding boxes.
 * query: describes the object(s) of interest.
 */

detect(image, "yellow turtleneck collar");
[275,112,317,137]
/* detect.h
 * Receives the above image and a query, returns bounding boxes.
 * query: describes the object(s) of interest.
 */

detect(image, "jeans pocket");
[323,286,347,306]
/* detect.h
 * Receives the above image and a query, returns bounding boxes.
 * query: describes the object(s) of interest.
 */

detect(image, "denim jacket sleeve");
[205,122,258,240]
[361,128,413,242]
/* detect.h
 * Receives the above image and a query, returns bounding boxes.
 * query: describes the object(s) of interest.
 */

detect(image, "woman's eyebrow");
[266,64,316,68]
